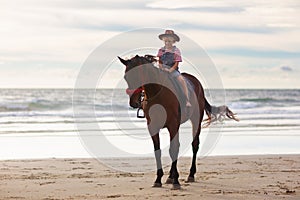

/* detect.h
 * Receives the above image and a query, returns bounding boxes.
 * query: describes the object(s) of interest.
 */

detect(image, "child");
[157,30,191,107]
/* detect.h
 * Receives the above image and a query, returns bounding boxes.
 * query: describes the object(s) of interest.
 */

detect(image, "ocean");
[0,89,300,160]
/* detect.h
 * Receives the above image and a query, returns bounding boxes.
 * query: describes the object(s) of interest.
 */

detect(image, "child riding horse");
[119,55,239,189]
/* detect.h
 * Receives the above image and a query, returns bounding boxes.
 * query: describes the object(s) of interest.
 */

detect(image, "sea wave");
[0,109,137,118]
[229,101,258,109]
[0,101,129,113]
[1,89,300,123]
[0,100,69,112]
[239,97,298,104]
[229,98,300,110]
[240,97,275,102]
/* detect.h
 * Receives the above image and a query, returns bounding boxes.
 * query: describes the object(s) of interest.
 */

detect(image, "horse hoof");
[172,184,181,190]
[165,178,173,184]
[186,176,195,182]
[153,182,162,187]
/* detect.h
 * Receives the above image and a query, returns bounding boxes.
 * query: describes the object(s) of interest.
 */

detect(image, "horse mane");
[131,54,157,66]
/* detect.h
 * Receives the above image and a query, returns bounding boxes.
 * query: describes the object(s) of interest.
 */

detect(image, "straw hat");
[158,30,180,42]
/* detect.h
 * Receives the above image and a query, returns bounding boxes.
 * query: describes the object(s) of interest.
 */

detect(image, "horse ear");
[118,56,128,66]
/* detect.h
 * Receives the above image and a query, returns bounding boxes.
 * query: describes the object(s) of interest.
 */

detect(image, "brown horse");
[118,55,238,189]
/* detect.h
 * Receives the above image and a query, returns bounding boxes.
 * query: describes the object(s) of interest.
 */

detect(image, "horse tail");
[204,98,212,118]
[203,98,239,128]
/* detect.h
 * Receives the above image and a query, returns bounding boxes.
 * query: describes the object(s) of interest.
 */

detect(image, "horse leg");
[187,129,200,182]
[151,133,164,187]
[166,153,174,184]
[187,112,203,182]
[168,129,181,189]
[165,145,179,184]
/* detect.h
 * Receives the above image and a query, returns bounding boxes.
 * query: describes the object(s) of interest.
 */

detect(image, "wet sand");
[0,155,299,199]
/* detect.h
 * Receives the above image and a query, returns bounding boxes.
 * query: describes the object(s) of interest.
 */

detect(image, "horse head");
[118,55,156,108]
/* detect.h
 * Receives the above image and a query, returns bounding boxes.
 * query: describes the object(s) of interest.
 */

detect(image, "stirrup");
[137,107,145,118]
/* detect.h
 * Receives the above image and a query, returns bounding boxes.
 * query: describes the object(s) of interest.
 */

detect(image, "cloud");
[146,1,245,13]
[2,0,149,10]
[0,67,79,88]
[280,66,293,72]
[210,48,300,58]
[1,0,300,88]
[218,63,300,89]
[146,0,247,10]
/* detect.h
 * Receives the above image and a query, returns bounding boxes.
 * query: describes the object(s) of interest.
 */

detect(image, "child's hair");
[162,36,176,43]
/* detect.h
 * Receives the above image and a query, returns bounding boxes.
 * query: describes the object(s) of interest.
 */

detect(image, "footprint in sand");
[39,181,56,186]
[106,194,122,198]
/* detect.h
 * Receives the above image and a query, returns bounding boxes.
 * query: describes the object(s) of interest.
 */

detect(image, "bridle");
[125,87,143,96]
[124,58,166,103]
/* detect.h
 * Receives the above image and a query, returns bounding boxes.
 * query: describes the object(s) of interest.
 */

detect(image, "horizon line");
[0,87,299,90]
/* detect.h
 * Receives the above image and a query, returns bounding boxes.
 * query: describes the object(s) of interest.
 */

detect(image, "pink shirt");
[157,46,182,62]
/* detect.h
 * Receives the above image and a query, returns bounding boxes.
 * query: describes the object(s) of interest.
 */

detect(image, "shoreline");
[1,155,299,199]
[1,153,300,161]
[1,132,299,160]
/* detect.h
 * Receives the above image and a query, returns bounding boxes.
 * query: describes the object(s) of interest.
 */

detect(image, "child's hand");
[163,68,171,73]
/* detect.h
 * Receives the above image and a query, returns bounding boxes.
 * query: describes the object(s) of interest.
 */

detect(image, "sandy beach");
[0,155,299,200]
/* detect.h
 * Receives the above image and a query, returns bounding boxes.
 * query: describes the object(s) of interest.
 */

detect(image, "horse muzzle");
[125,88,142,96]
[125,88,143,109]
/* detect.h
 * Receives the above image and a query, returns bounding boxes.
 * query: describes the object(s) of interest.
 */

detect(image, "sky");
[0,0,300,89]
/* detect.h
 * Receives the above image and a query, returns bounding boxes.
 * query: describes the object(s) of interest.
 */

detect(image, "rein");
[139,64,165,104]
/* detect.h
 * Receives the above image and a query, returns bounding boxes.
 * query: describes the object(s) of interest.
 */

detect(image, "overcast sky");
[0,0,300,88]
